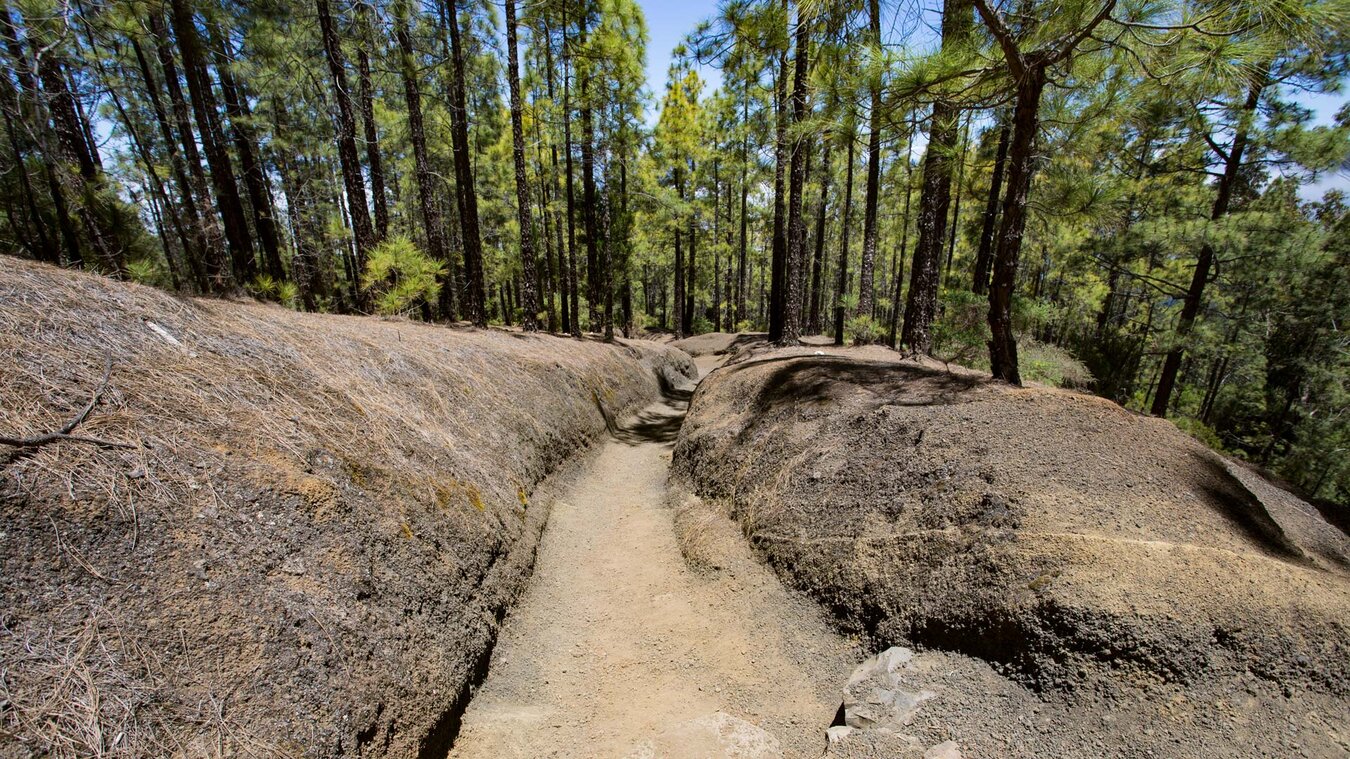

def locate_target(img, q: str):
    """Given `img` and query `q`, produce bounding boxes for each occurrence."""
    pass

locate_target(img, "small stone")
[826,725,854,745]
[924,741,962,759]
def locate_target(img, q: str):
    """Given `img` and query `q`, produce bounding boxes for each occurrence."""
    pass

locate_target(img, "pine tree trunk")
[444,0,487,325]
[685,199,696,336]
[987,70,1047,385]
[737,74,750,326]
[945,115,971,281]
[131,36,209,291]
[316,0,373,307]
[1150,78,1263,416]
[0,8,57,265]
[809,134,832,334]
[212,33,285,282]
[887,120,916,348]
[578,13,600,331]
[901,0,969,354]
[712,160,722,333]
[356,2,389,241]
[781,5,810,344]
[855,0,883,324]
[273,99,329,310]
[673,167,686,338]
[973,116,1010,295]
[505,0,539,329]
[769,0,789,341]
[150,12,225,290]
[394,2,453,319]
[544,20,568,333]
[834,127,855,345]
[170,0,253,286]
[37,49,123,276]
[562,15,580,336]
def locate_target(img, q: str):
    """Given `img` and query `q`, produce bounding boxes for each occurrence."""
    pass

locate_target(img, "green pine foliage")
[0,0,1344,507]
[363,235,445,316]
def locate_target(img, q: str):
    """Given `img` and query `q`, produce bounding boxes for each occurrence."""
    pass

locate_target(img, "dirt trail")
[449,356,859,758]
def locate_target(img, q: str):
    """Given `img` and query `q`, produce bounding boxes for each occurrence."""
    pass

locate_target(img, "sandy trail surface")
[449,357,858,758]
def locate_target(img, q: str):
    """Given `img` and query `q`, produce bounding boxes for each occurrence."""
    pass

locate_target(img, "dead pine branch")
[1,355,136,451]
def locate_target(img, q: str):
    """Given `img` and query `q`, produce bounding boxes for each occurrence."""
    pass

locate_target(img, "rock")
[826,725,854,744]
[842,647,935,731]
[628,711,782,758]
[924,740,962,759]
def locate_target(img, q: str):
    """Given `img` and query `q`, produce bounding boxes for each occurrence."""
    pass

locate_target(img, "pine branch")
[0,356,135,451]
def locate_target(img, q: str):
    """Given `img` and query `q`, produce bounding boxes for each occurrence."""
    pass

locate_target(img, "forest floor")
[449,354,867,758]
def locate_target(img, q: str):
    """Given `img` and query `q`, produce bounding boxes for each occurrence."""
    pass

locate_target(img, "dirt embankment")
[671,341,1350,757]
[0,259,694,757]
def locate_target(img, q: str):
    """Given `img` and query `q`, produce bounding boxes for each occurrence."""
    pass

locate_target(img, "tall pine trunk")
[855,0,883,324]
[504,0,539,329]
[444,0,487,325]
[578,13,599,331]
[37,47,123,276]
[781,4,811,343]
[673,167,686,338]
[356,2,389,241]
[131,36,209,290]
[211,33,285,282]
[562,8,580,336]
[1150,77,1263,416]
[316,0,373,307]
[973,116,1009,294]
[901,0,969,354]
[737,75,750,327]
[394,1,452,318]
[987,71,1047,385]
[834,125,855,345]
[768,0,789,341]
[170,0,253,286]
[150,12,225,290]
[809,133,832,334]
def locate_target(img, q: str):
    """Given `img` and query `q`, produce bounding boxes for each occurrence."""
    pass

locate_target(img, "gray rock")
[842,647,935,732]
[826,725,854,745]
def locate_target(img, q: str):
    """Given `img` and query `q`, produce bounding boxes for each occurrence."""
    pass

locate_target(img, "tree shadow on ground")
[593,365,694,446]
[742,356,987,417]
[1188,451,1318,567]
[611,403,688,445]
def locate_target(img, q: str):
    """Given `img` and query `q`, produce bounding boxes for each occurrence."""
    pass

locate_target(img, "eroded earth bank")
[0,259,694,756]
[670,336,1350,758]
[3,264,1347,759]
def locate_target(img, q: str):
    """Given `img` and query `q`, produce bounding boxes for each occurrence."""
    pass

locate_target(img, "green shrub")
[362,235,445,316]
[1172,416,1227,452]
[933,289,989,368]
[1018,337,1095,388]
[846,314,882,345]
[126,258,168,288]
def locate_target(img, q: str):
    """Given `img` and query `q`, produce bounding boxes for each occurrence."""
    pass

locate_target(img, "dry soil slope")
[0,259,694,758]
[672,343,1350,756]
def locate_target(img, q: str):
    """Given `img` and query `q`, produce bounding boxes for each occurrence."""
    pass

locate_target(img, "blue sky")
[641,0,724,109]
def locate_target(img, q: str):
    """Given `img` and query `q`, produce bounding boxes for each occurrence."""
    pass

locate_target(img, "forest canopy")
[1,0,1347,506]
